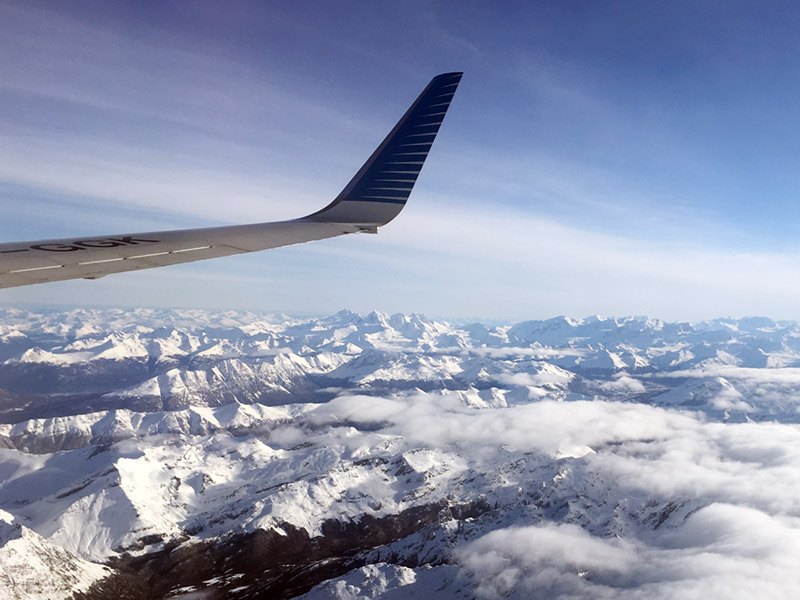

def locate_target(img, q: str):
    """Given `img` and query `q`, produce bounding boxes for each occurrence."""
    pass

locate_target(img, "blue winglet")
[306,72,462,227]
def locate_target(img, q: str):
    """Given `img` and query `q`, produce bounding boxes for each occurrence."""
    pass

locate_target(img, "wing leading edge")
[0,72,462,289]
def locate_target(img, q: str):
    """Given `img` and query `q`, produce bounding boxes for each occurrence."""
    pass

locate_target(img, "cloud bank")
[300,393,800,598]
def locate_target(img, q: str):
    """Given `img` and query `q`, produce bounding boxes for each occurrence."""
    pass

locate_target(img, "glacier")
[2,309,800,598]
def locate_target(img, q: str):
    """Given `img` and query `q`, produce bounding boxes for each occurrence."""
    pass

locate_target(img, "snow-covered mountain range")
[3,308,800,599]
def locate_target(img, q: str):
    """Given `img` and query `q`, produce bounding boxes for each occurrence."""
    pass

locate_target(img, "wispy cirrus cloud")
[5,2,800,321]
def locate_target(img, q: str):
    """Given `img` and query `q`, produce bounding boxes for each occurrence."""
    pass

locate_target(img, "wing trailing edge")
[0,72,462,289]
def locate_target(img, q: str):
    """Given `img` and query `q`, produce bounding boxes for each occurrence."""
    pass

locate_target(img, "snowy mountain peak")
[4,309,800,598]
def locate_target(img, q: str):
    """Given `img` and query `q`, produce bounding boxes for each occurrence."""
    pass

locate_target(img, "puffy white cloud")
[458,505,800,600]
[496,368,574,388]
[457,524,636,599]
[586,373,646,394]
[661,366,800,384]
[303,393,800,597]
[464,347,587,360]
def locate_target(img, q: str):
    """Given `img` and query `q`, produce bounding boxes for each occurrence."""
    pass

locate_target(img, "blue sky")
[3,0,800,320]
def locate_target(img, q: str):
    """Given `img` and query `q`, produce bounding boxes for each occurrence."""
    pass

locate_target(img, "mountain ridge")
[4,308,800,598]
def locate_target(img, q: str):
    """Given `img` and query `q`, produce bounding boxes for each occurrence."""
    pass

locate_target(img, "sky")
[3,1,800,321]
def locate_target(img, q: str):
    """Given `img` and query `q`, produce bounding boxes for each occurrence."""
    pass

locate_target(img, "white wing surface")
[0,72,462,289]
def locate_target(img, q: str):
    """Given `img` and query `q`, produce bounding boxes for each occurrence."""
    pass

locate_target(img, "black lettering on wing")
[28,237,161,252]
[30,243,83,252]
[106,237,160,245]
[74,240,125,248]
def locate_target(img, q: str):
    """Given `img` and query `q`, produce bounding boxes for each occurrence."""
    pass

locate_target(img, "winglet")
[304,72,462,227]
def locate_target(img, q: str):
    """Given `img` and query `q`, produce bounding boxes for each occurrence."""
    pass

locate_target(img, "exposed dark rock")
[72,499,490,600]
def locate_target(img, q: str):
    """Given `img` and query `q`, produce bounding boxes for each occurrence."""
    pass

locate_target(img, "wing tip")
[305,71,462,228]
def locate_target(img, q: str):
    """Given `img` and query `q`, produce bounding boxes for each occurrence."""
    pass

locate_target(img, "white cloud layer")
[303,394,800,598]
[458,505,800,600]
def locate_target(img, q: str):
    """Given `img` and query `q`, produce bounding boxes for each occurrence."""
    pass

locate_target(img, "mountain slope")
[3,309,800,598]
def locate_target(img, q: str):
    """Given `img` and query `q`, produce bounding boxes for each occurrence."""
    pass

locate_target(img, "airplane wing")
[0,72,462,289]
